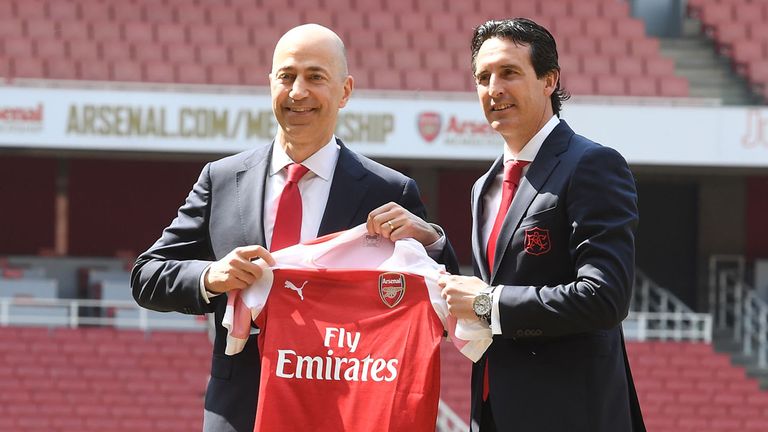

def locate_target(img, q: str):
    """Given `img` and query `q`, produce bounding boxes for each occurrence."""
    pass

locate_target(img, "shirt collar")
[503,115,560,164]
[270,135,340,181]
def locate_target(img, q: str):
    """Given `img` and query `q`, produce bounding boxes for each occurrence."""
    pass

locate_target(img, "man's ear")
[543,69,558,97]
[339,75,354,108]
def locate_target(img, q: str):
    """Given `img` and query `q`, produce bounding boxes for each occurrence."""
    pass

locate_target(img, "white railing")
[0,297,208,330]
[709,255,768,369]
[624,270,712,342]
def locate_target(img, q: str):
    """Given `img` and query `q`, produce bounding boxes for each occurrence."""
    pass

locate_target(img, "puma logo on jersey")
[284,280,308,300]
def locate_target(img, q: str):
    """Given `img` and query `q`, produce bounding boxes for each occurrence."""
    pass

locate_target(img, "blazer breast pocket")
[518,206,558,256]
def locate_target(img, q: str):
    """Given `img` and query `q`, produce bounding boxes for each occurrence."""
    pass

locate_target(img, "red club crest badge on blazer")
[378,272,406,308]
[417,112,442,142]
[524,227,551,256]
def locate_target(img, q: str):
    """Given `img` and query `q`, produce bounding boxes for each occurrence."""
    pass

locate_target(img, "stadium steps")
[713,327,768,390]
[660,15,761,105]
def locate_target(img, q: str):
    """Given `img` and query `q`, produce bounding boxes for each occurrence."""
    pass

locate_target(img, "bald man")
[132,24,458,432]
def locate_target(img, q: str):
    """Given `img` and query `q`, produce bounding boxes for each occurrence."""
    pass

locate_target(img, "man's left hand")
[366,202,440,246]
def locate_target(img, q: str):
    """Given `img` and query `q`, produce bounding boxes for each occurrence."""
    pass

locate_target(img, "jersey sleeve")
[387,239,493,363]
[221,263,274,355]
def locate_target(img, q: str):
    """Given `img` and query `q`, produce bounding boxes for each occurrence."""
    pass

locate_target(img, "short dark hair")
[471,18,570,116]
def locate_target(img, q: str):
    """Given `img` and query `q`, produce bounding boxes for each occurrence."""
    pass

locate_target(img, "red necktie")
[270,163,310,251]
[483,159,528,401]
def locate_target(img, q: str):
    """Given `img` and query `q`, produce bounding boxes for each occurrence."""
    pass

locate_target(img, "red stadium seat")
[585,19,613,39]
[569,0,601,19]
[142,2,175,24]
[240,63,269,86]
[614,17,646,38]
[271,13,304,32]
[230,44,263,67]
[370,69,402,90]
[156,22,187,44]
[80,60,110,81]
[111,60,143,81]
[748,59,768,85]
[659,75,689,97]
[562,74,594,95]
[176,62,208,84]
[13,0,46,19]
[630,38,660,57]
[344,28,377,50]
[397,13,428,32]
[100,41,132,62]
[598,37,629,56]
[424,50,455,70]
[731,39,764,74]
[582,56,612,76]
[410,30,441,49]
[0,18,24,39]
[595,75,626,96]
[59,20,90,41]
[198,43,230,65]
[188,24,219,45]
[12,57,46,78]
[79,0,111,21]
[301,10,334,28]
[36,38,67,58]
[174,6,207,26]
[91,21,123,42]
[391,50,422,69]
[504,0,539,17]
[627,76,658,97]
[559,53,581,75]
[414,0,445,14]
[144,60,175,83]
[209,63,241,85]
[378,31,410,51]
[601,0,631,18]
[355,0,385,13]
[714,21,749,55]
[435,70,473,92]
[209,7,241,26]
[539,2,569,20]
[402,69,435,91]
[132,41,164,62]
[734,2,766,26]
[24,18,57,39]
[3,37,34,57]
[110,2,143,22]
[645,56,675,77]
[68,40,100,61]
[749,21,768,42]
[614,57,645,77]
[123,21,155,43]
[48,1,79,20]
[553,17,584,39]
[165,42,196,63]
[429,12,460,33]
[365,11,396,32]
[567,38,597,56]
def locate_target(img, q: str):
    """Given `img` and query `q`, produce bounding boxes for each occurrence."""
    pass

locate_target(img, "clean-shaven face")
[474,37,555,150]
[270,26,352,149]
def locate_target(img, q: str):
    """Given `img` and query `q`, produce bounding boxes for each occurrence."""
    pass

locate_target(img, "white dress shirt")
[201,135,445,302]
[483,115,560,334]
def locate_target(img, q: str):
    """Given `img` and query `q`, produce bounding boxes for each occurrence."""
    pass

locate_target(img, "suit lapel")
[236,145,272,247]
[472,156,504,282]
[490,122,573,280]
[318,139,369,236]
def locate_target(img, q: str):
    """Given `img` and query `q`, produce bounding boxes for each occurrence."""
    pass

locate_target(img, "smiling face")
[270,25,353,156]
[473,37,556,153]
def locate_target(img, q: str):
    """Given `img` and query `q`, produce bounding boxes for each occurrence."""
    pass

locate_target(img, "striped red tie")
[483,159,528,401]
[270,163,309,251]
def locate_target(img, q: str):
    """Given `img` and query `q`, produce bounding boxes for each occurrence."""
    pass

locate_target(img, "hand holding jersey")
[222,224,491,431]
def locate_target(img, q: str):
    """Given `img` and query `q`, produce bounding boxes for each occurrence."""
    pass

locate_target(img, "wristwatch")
[472,285,495,325]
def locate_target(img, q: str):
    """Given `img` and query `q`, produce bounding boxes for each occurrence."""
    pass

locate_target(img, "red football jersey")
[223,225,491,431]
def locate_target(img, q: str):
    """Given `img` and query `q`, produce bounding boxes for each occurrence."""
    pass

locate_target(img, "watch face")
[473,294,492,316]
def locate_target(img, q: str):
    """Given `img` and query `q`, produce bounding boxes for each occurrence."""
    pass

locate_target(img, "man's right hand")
[204,246,276,294]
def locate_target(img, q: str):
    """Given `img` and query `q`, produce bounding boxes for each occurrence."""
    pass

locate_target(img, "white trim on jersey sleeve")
[222,262,274,355]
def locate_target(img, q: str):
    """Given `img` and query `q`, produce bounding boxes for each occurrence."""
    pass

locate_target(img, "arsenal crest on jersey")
[378,272,406,308]
[524,227,551,256]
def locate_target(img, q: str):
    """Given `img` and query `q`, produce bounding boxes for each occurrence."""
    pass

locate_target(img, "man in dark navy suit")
[439,18,645,432]
[132,24,456,432]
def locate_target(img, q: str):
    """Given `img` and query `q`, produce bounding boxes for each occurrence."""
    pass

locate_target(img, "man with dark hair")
[132,24,457,432]
[440,18,645,431]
